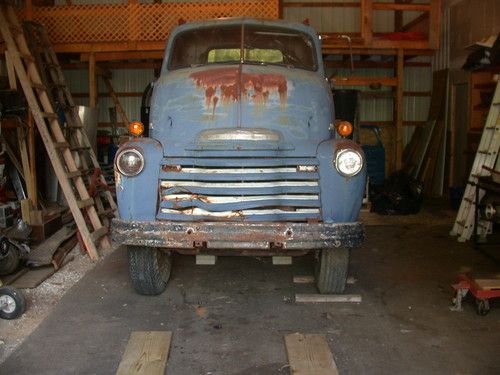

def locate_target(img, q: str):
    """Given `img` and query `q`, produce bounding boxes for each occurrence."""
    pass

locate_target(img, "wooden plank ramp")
[285,333,339,375]
[116,331,172,375]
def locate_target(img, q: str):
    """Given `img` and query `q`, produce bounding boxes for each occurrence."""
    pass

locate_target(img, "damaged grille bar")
[161,157,318,167]
[161,197,319,211]
[159,171,319,181]
[158,157,321,221]
[157,208,320,221]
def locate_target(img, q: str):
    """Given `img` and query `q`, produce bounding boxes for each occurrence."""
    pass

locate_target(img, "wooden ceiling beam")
[61,61,162,70]
[323,47,433,56]
[324,60,430,69]
[282,2,360,8]
[80,50,164,62]
[330,76,398,87]
[373,2,431,11]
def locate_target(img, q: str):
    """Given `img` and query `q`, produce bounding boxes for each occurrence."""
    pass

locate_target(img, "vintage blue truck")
[112,18,366,295]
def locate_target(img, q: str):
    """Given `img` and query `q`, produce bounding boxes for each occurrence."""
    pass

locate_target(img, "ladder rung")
[66,169,91,178]
[463,197,474,204]
[477,151,489,155]
[9,24,23,34]
[97,207,115,217]
[71,146,91,152]
[19,52,35,62]
[55,142,70,149]
[77,198,95,209]
[55,142,89,151]
[456,221,465,227]
[65,124,84,129]
[41,112,58,120]
[90,226,108,242]
[31,82,46,91]
[44,62,59,69]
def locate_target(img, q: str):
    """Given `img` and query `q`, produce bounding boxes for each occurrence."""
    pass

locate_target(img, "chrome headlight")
[335,149,363,177]
[115,148,144,177]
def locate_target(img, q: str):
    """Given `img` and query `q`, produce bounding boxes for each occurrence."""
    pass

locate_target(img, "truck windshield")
[168,24,317,71]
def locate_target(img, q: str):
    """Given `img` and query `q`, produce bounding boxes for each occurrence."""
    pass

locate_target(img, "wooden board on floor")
[116,331,172,375]
[27,226,76,266]
[293,276,357,285]
[295,294,362,303]
[10,257,74,289]
[293,275,315,284]
[284,333,339,375]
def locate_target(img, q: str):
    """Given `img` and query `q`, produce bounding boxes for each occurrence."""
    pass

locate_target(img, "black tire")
[0,247,20,276]
[475,299,490,316]
[128,246,172,295]
[0,286,26,320]
[315,248,349,294]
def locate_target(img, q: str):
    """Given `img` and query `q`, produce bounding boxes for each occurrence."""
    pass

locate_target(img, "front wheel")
[315,248,349,294]
[128,246,172,295]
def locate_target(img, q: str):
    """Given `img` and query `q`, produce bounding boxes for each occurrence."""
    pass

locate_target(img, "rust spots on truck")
[190,68,288,113]
[162,164,182,172]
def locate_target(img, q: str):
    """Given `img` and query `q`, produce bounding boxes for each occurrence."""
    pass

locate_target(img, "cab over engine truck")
[112,18,366,295]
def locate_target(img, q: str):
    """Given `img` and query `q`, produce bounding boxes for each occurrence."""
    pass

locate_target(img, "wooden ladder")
[0,5,116,259]
[451,79,500,242]
[101,75,130,127]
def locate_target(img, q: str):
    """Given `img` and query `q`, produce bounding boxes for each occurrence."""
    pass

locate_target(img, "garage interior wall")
[58,1,434,145]
[446,0,500,69]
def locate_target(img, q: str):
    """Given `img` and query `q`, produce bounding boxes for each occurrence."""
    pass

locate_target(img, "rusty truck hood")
[150,64,333,157]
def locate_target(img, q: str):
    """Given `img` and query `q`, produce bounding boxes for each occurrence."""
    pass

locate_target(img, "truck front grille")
[157,157,321,222]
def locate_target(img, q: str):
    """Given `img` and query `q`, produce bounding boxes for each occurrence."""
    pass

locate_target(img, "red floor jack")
[451,274,500,315]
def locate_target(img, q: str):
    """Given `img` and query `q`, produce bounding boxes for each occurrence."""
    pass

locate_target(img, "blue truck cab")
[112,18,366,295]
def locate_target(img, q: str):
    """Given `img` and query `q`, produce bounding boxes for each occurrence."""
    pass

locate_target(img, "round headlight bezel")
[115,147,145,177]
[334,148,363,177]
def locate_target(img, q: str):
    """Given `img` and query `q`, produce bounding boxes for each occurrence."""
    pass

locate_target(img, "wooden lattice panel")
[30,1,279,45]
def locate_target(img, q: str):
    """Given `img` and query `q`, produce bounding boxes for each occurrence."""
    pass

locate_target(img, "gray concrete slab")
[1,225,499,375]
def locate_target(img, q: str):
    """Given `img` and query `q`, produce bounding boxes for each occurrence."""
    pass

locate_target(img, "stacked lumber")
[403,69,448,196]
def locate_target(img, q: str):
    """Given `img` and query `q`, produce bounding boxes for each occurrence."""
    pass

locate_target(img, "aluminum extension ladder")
[451,78,500,242]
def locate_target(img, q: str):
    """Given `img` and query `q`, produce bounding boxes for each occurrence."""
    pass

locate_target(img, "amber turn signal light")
[128,121,144,137]
[336,120,353,137]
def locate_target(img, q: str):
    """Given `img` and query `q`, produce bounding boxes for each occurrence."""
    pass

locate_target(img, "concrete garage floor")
[1,223,499,374]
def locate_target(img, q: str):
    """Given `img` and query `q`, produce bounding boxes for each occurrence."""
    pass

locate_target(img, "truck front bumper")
[111,219,364,253]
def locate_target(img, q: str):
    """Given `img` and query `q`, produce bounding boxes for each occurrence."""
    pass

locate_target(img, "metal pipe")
[338,35,354,73]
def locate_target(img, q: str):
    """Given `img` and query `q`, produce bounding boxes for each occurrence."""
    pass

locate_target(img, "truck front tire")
[315,248,349,294]
[128,246,172,295]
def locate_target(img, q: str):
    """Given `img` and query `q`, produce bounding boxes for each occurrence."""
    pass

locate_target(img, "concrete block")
[272,256,292,265]
[196,255,217,265]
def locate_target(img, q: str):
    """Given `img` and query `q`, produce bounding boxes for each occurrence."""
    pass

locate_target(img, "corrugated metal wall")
[65,69,155,126]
